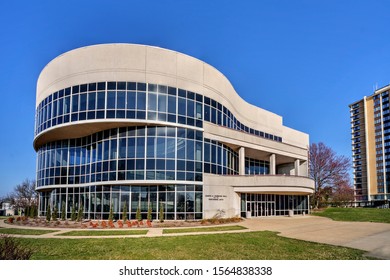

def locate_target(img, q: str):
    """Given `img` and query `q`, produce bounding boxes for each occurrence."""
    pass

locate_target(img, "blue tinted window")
[64,96,70,114]
[158,94,167,112]
[71,95,78,112]
[156,138,165,158]
[117,91,126,109]
[137,92,146,110]
[97,91,105,109]
[80,84,88,93]
[88,92,96,110]
[196,103,202,119]
[178,98,186,115]
[127,138,135,158]
[127,91,136,109]
[136,138,145,157]
[187,140,194,160]
[52,100,58,117]
[110,139,117,159]
[58,99,63,115]
[147,137,155,158]
[187,100,194,118]
[79,94,87,111]
[117,82,126,90]
[127,82,136,90]
[107,91,116,109]
[166,138,175,158]
[177,138,185,159]
[148,93,157,111]
[168,96,176,114]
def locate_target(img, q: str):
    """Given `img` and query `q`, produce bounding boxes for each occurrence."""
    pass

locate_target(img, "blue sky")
[1,0,390,196]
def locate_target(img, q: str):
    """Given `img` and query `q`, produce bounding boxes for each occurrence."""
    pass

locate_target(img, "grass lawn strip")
[56,229,148,236]
[312,207,390,223]
[163,225,246,234]
[0,227,58,235]
[17,231,373,260]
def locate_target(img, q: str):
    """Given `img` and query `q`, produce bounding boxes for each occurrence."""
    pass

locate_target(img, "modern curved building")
[34,44,314,220]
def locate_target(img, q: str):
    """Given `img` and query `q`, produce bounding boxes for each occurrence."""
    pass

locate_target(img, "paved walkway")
[241,216,390,260]
[2,216,390,259]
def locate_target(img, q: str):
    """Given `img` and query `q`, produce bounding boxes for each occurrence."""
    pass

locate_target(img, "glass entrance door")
[266,202,275,216]
[247,201,276,217]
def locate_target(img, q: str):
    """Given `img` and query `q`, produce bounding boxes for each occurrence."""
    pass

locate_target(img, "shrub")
[147,205,152,222]
[77,204,84,222]
[71,204,77,221]
[61,203,66,221]
[46,206,51,222]
[29,205,35,218]
[52,205,58,221]
[159,202,164,223]
[108,203,114,222]
[7,217,14,224]
[136,207,142,222]
[25,207,30,218]
[122,201,127,222]
[0,235,33,260]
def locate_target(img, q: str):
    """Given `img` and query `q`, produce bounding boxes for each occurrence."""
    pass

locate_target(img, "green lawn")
[163,225,246,234]
[56,229,148,236]
[17,231,373,260]
[0,227,58,235]
[312,207,390,223]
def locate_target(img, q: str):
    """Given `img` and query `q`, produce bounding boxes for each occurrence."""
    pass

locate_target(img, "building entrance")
[248,201,276,217]
[241,193,309,217]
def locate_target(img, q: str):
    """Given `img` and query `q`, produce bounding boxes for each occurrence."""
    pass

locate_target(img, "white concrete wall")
[203,184,241,219]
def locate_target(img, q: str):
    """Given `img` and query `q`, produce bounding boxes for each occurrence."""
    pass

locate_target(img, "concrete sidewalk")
[241,216,390,260]
[2,216,390,259]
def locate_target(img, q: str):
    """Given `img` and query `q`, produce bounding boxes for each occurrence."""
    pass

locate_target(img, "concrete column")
[295,159,300,176]
[239,147,245,175]
[270,154,276,175]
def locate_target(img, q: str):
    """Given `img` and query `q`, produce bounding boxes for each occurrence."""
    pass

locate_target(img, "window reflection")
[36,81,282,142]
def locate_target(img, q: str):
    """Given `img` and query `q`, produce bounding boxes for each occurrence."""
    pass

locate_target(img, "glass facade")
[36,126,204,187]
[35,79,308,219]
[35,82,283,142]
[39,185,202,220]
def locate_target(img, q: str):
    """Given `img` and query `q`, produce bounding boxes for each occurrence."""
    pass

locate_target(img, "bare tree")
[309,142,351,208]
[7,179,38,210]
